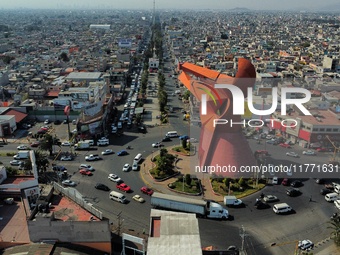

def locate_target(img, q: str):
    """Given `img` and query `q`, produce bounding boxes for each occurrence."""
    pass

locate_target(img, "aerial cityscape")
[0,3,340,255]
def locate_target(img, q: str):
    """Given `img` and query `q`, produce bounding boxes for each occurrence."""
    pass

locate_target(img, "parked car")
[117,150,128,156]
[320,188,333,195]
[95,183,110,191]
[302,150,316,155]
[60,156,73,161]
[102,149,114,155]
[286,188,301,197]
[62,180,76,187]
[132,195,145,203]
[79,169,93,176]
[316,147,330,152]
[108,174,123,183]
[116,183,131,192]
[298,240,314,251]
[282,178,290,186]
[272,177,278,185]
[122,164,130,172]
[279,143,291,148]
[263,195,279,203]
[291,180,303,187]
[140,186,154,195]
[52,165,67,171]
[286,152,299,158]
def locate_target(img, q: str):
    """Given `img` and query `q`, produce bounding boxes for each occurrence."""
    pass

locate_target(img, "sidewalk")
[139,145,224,202]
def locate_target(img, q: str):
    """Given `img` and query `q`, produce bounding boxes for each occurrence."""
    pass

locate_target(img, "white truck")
[151,192,229,219]
[224,196,243,207]
[13,150,30,160]
[74,141,90,150]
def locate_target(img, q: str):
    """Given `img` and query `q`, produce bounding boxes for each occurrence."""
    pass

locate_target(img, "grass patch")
[0,152,16,157]
[211,179,265,198]
[169,179,201,194]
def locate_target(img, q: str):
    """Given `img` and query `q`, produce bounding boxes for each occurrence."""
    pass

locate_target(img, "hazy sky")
[1,0,339,11]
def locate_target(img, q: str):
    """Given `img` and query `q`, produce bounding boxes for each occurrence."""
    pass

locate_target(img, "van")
[84,140,94,146]
[166,131,179,138]
[325,192,339,202]
[335,185,340,194]
[273,203,292,214]
[134,153,143,164]
[109,191,127,204]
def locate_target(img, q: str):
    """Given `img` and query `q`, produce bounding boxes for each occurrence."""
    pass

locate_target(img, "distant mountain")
[313,3,340,12]
[228,7,251,12]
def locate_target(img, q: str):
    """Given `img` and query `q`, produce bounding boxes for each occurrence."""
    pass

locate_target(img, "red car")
[282,178,290,186]
[316,147,330,152]
[256,150,269,156]
[117,183,131,192]
[79,169,93,176]
[30,141,40,147]
[279,143,291,148]
[141,186,154,195]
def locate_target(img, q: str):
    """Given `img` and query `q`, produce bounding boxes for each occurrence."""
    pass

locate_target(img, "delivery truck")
[224,196,243,207]
[151,192,228,219]
[74,141,90,150]
[13,150,30,160]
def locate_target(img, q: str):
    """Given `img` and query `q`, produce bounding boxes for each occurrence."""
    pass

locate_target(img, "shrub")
[169,183,175,189]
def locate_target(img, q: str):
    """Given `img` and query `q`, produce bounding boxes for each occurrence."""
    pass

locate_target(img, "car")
[162,137,172,142]
[316,147,330,152]
[302,150,316,155]
[266,139,277,145]
[108,173,123,183]
[187,138,198,143]
[62,180,76,187]
[63,119,68,124]
[79,169,93,176]
[152,142,163,148]
[263,195,279,203]
[281,178,290,186]
[95,183,110,191]
[85,154,101,161]
[286,188,301,197]
[122,164,130,172]
[298,240,314,251]
[254,199,270,209]
[79,164,94,171]
[315,178,325,184]
[140,186,154,195]
[52,165,67,171]
[320,188,333,195]
[111,126,118,134]
[335,200,340,210]
[72,128,77,134]
[116,183,131,192]
[10,160,23,166]
[17,145,29,150]
[60,155,73,161]
[117,150,128,156]
[132,162,138,171]
[30,141,40,147]
[179,135,190,140]
[291,180,303,187]
[138,126,146,133]
[44,119,50,124]
[132,195,145,203]
[272,177,278,185]
[61,141,71,146]
[279,143,291,148]
[256,150,269,156]
[286,152,299,158]
[102,149,114,155]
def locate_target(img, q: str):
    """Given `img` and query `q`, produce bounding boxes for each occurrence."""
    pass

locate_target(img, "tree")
[40,134,60,156]
[238,177,246,187]
[328,216,340,246]
[60,52,69,62]
[182,139,187,149]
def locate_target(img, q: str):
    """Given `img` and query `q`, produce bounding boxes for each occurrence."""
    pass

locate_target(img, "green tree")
[182,139,187,149]
[238,177,246,187]
[60,52,69,62]
[40,134,60,156]
[183,90,191,100]
[328,217,340,246]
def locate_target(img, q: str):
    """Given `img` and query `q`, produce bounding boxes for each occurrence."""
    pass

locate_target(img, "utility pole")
[239,225,247,254]
[117,211,123,236]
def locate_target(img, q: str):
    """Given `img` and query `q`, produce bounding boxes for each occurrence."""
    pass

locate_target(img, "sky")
[1,0,340,11]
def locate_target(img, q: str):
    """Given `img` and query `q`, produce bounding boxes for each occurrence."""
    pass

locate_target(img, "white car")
[335,200,340,210]
[60,156,73,161]
[152,142,163,148]
[132,195,145,203]
[263,195,279,203]
[132,162,138,171]
[17,144,29,150]
[303,150,316,156]
[298,240,314,250]
[72,128,77,134]
[85,154,101,161]
[79,164,94,171]
[102,149,114,155]
[272,177,278,185]
[10,160,23,166]
[108,173,122,183]
[122,164,130,172]
[62,180,77,187]
[44,119,50,124]
[286,152,299,158]
[61,141,71,146]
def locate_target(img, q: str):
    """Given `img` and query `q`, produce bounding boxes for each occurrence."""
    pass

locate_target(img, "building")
[89,24,110,30]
